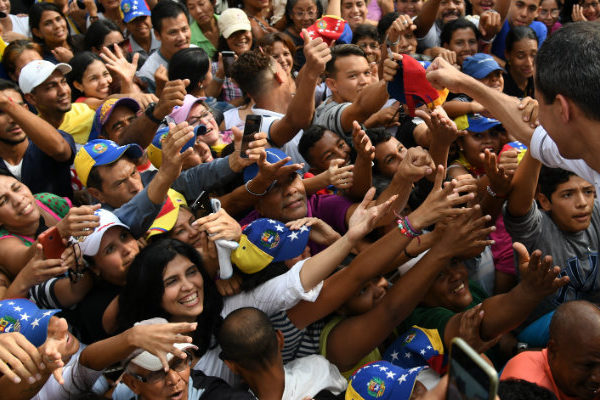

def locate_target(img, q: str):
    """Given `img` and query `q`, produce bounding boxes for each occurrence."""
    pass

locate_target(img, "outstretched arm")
[426,58,537,145]
[506,150,542,217]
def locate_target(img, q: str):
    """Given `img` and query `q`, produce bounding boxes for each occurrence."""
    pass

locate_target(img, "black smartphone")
[222,51,235,78]
[190,191,214,217]
[241,115,262,158]
[446,338,499,400]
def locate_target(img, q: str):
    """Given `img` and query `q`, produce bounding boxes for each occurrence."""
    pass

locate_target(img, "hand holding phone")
[38,227,67,260]
[446,338,498,400]
[190,191,214,217]
[241,115,262,159]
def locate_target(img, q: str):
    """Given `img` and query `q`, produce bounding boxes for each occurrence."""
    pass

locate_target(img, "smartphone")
[190,191,214,217]
[222,51,235,78]
[38,226,66,260]
[446,338,499,400]
[240,115,262,158]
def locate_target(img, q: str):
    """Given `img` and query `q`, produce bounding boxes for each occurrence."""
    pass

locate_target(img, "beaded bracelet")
[397,216,423,239]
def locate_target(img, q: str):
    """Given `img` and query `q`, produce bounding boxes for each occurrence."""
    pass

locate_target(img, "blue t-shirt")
[491,20,547,60]
[0,130,76,199]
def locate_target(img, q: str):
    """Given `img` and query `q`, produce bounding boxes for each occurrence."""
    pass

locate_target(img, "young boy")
[504,150,600,325]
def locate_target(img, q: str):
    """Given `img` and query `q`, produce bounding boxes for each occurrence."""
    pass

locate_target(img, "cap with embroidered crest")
[0,299,60,347]
[121,0,151,23]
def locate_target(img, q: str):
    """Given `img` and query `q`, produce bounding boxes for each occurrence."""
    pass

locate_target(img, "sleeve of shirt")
[172,157,236,202]
[529,126,598,185]
[58,129,76,164]
[112,187,163,238]
[402,306,456,341]
[502,202,543,252]
[223,259,323,316]
[29,277,63,309]
[32,349,103,400]
[314,102,351,136]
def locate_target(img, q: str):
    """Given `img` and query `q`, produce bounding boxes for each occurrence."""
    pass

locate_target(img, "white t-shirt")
[529,125,600,193]
[9,14,29,37]
[5,158,22,181]
[223,107,246,131]
[252,107,310,172]
[281,355,347,400]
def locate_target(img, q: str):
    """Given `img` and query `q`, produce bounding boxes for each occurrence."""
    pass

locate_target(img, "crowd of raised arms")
[0,0,598,398]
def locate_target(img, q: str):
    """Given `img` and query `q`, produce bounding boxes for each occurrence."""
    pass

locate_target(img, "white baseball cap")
[126,318,198,372]
[217,8,251,39]
[18,60,72,94]
[79,208,129,256]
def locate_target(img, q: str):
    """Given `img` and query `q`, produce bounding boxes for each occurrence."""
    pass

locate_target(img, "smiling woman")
[29,3,76,64]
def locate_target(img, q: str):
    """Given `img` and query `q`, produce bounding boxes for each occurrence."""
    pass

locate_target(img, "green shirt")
[190,16,218,59]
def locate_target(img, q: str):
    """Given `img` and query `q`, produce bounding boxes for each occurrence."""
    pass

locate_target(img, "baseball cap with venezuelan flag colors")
[74,139,143,187]
[302,15,353,45]
[89,97,141,141]
[146,189,187,239]
[231,218,310,274]
[454,113,501,133]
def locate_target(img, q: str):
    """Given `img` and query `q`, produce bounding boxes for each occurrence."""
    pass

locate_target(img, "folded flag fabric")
[500,141,527,163]
[387,54,448,116]
[302,15,353,45]
[383,325,446,375]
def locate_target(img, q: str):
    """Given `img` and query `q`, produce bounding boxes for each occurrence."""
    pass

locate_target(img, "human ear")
[537,192,552,212]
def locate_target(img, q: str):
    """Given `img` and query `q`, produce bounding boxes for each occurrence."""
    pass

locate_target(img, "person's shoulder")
[501,350,549,382]
[191,370,253,399]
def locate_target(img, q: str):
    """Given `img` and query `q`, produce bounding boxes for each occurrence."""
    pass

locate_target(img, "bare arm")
[413,0,441,37]
[506,150,542,217]
[269,31,331,147]
[443,243,569,346]
[5,97,72,162]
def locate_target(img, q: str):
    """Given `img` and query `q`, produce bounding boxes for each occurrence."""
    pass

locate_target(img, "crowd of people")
[0,0,598,397]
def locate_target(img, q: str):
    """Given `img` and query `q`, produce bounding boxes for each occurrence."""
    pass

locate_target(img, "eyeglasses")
[107,38,130,54]
[130,353,192,384]
[538,8,560,16]
[358,41,380,50]
[187,111,212,128]
[581,1,599,8]
[292,8,317,18]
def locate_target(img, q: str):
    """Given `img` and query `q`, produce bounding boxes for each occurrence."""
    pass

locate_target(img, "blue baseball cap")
[243,148,293,183]
[121,0,151,23]
[462,53,504,80]
[454,113,502,133]
[89,97,141,141]
[346,361,427,400]
[0,299,60,347]
[74,139,144,186]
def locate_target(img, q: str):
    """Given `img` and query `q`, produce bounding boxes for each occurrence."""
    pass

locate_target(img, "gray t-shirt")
[313,98,350,137]
[503,200,600,322]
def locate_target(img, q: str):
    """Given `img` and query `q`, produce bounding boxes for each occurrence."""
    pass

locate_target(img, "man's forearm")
[118,114,159,148]
[414,0,441,37]
[342,81,389,132]
[460,78,535,145]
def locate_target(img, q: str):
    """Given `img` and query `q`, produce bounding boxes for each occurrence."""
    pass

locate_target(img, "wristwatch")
[144,102,162,124]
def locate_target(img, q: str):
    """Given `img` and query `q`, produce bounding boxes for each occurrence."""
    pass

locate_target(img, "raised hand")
[286,217,341,246]
[479,10,502,40]
[408,165,475,231]
[458,304,502,353]
[352,121,375,159]
[153,79,189,121]
[16,244,68,288]
[514,242,570,299]
[433,206,495,258]
[346,187,397,243]
[228,128,269,172]
[394,146,435,183]
[55,204,100,239]
[0,332,44,384]
[328,159,354,190]
[192,208,242,242]
[128,321,197,372]
[302,28,332,79]
[481,149,514,198]
[416,105,463,145]
[160,122,195,181]
[100,44,139,86]
[39,317,70,385]
[426,57,471,93]
[518,96,540,128]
